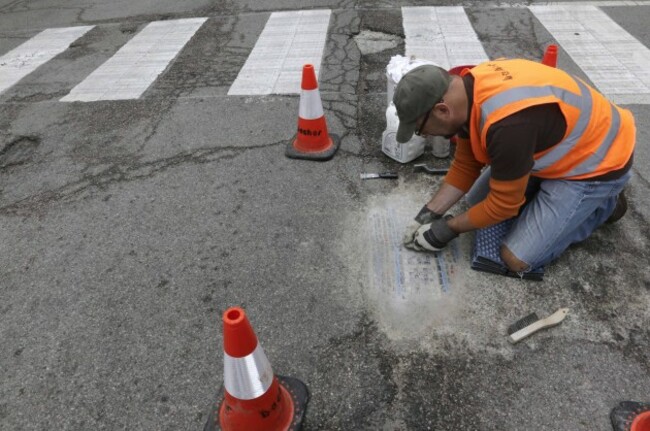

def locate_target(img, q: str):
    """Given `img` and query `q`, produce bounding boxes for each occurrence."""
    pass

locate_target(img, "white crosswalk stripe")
[402,6,489,70]
[1,5,649,102]
[0,26,94,96]
[61,18,206,102]
[526,1,650,6]
[227,10,331,96]
[530,5,650,104]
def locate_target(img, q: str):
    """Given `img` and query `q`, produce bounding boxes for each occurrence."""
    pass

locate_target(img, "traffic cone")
[448,64,475,76]
[204,307,309,431]
[541,44,558,67]
[285,64,340,161]
[611,401,650,431]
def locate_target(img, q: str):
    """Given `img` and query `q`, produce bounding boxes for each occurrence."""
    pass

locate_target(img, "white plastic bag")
[382,55,442,163]
[385,55,441,106]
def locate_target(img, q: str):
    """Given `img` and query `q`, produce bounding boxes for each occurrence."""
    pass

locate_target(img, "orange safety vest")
[466,59,635,180]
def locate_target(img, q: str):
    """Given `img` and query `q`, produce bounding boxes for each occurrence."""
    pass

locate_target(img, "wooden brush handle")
[509,308,569,343]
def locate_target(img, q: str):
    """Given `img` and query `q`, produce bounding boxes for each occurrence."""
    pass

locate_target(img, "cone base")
[286,134,340,161]
[611,401,650,431]
[204,375,310,431]
[277,375,309,430]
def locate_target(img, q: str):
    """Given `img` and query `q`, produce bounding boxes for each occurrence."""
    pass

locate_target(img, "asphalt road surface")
[1,1,649,430]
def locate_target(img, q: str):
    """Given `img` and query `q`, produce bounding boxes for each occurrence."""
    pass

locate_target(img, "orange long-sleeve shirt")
[445,137,529,228]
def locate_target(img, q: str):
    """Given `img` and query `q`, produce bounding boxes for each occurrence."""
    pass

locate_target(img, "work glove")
[403,205,442,248]
[411,216,458,252]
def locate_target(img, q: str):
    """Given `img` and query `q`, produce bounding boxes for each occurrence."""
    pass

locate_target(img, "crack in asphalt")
[0,141,285,216]
[0,0,29,13]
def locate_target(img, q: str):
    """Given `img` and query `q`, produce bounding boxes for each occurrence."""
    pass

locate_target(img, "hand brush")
[507,308,569,343]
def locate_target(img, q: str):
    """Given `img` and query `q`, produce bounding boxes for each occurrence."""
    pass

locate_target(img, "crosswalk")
[61,18,207,102]
[1,3,649,104]
[402,6,489,71]
[0,26,94,95]
[227,10,331,95]
[530,4,650,104]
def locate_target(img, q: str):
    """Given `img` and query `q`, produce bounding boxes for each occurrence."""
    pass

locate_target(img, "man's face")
[415,103,462,139]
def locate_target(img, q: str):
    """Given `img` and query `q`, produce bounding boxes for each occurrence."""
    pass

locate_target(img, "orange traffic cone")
[541,44,558,68]
[611,401,650,431]
[204,307,309,431]
[448,64,475,76]
[285,64,340,161]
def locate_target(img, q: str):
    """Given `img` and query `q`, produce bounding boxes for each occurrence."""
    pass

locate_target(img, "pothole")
[119,24,138,34]
[354,30,401,55]
[0,136,40,168]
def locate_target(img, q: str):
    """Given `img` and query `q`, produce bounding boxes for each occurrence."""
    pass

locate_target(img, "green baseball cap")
[392,65,452,143]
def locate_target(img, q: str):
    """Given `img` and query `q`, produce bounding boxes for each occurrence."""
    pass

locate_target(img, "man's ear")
[433,102,450,118]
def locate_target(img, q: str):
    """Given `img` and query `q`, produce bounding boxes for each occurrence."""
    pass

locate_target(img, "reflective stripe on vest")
[479,76,621,177]
[565,102,621,177]
[223,343,274,400]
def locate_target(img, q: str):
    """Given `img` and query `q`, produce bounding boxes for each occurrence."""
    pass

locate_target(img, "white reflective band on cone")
[223,343,274,400]
[298,88,324,120]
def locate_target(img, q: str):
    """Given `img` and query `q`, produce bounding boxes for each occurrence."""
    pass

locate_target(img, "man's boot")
[606,190,628,224]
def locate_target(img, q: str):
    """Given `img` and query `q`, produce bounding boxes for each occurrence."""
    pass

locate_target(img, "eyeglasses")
[414,98,443,137]
[414,109,432,137]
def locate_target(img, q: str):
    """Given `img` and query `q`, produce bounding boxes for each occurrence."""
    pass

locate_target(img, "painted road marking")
[475,1,650,6]
[520,1,650,6]
[530,5,650,104]
[364,195,464,339]
[228,10,331,96]
[402,6,489,70]
[0,26,94,96]
[61,18,207,102]
[368,204,459,302]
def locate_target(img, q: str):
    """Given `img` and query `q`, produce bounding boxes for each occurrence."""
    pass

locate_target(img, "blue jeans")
[466,168,631,269]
